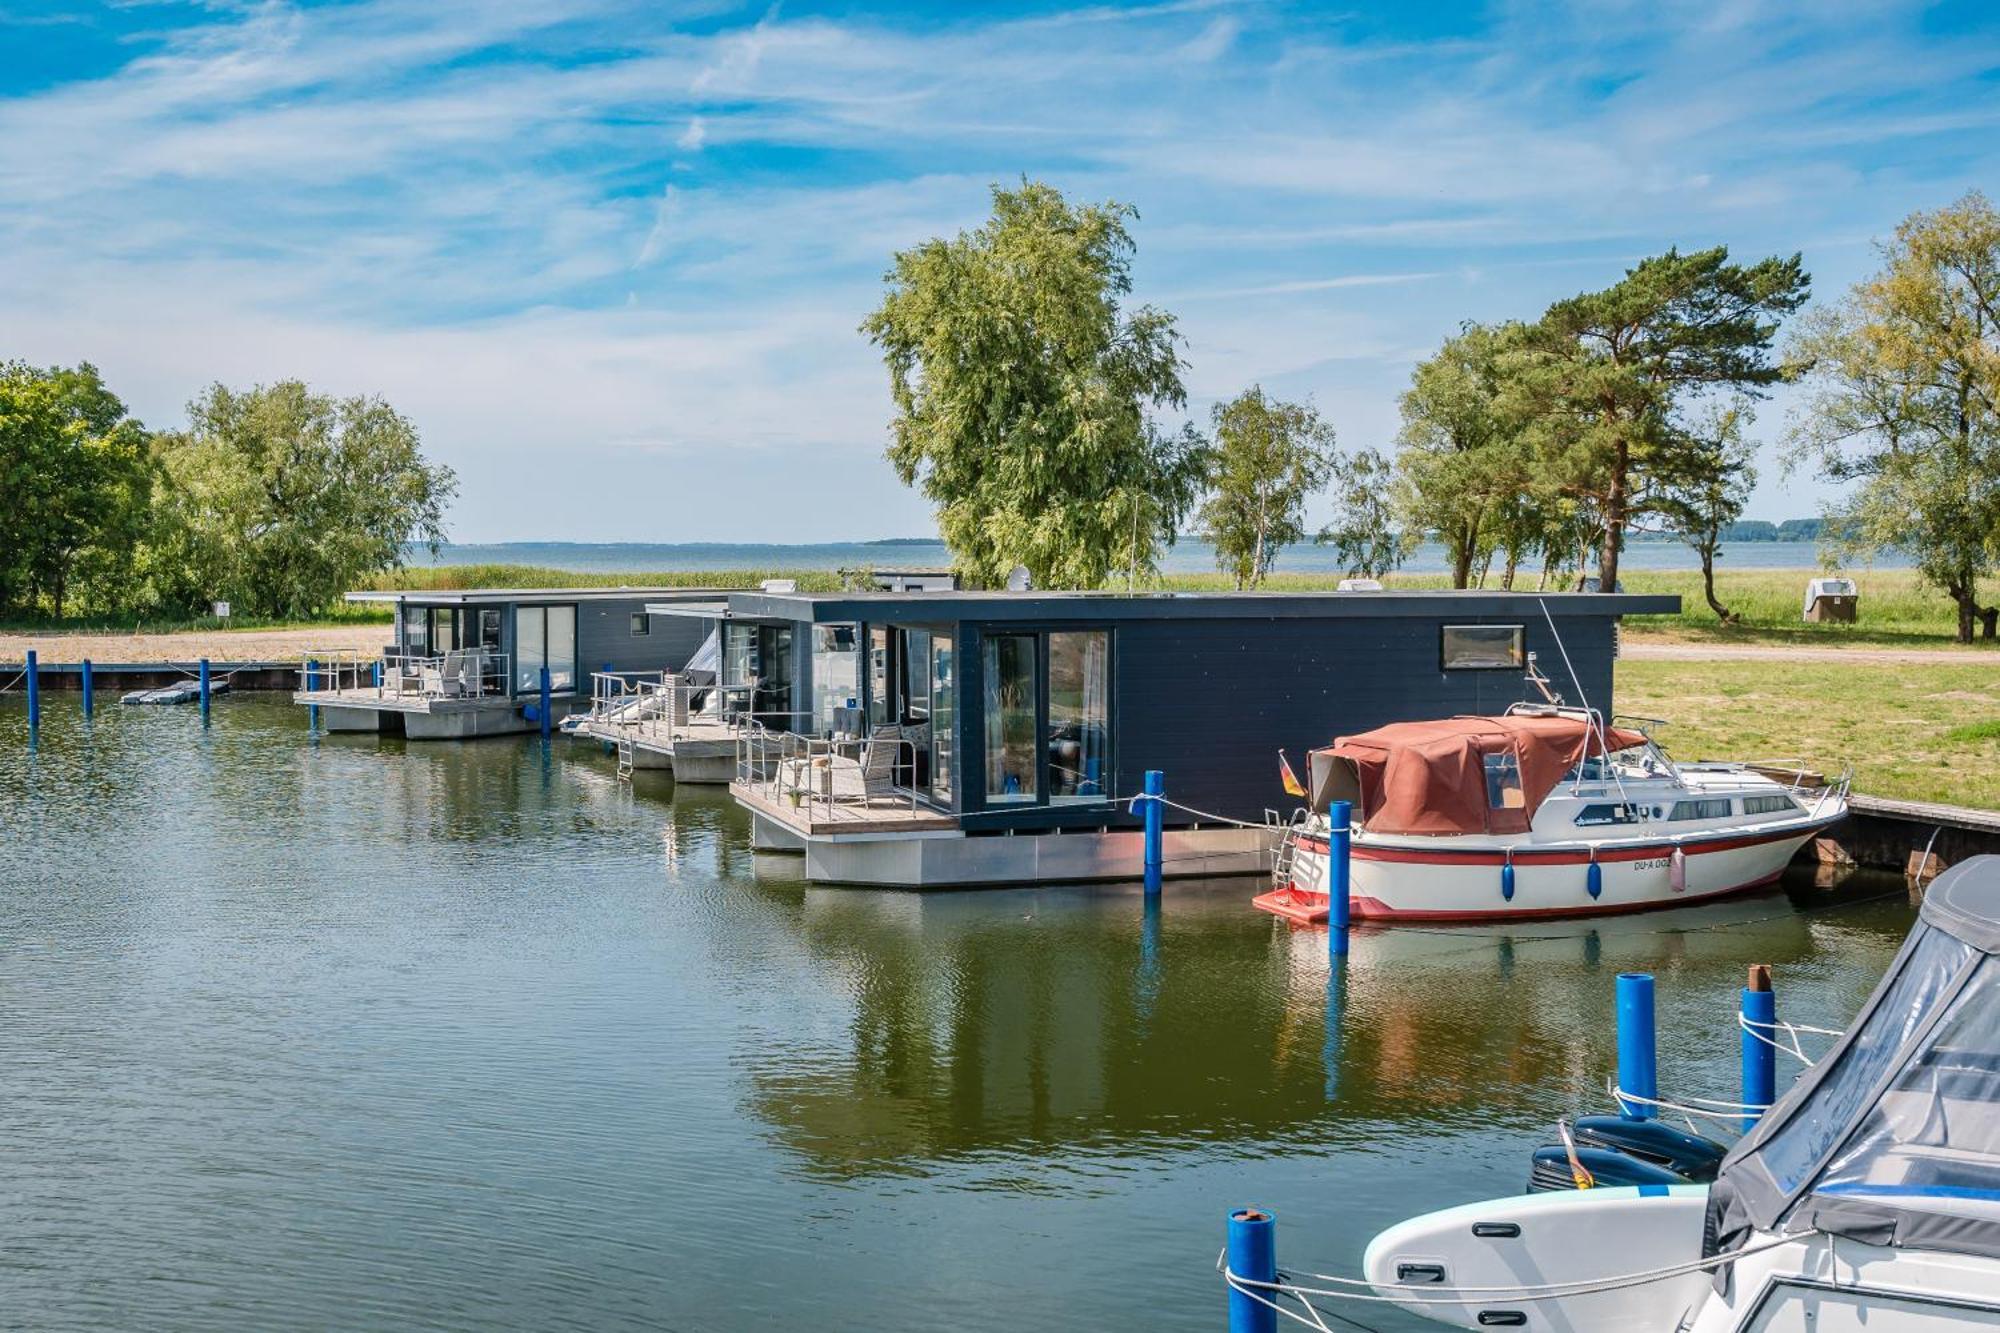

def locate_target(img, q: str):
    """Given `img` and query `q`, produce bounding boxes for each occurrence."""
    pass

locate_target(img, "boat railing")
[734,721,922,821]
[297,650,511,701]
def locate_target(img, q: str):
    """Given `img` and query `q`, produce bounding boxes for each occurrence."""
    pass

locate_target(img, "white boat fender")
[1670,844,1687,893]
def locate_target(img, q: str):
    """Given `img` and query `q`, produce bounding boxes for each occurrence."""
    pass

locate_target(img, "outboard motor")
[1528,1115,1727,1193]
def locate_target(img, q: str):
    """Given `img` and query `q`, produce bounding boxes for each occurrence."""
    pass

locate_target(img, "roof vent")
[759,578,797,594]
[1337,578,1384,592]
[1005,565,1033,593]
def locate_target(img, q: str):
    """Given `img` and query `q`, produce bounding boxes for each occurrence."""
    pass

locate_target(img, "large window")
[931,636,955,804]
[1442,624,1525,670]
[515,605,577,693]
[867,626,891,727]
[983,634,1038,803]
[1048,631,1108,799]
[811,624,860,735]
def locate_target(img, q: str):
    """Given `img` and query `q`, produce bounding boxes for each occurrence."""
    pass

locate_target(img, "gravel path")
[0,625,385,664]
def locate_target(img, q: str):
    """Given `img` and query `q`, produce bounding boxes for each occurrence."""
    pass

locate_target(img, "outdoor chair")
[780,724,907,810]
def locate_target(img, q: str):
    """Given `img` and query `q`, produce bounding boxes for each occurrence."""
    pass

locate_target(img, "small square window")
[1484,751,1524,810]
[630,613,650,636]
[1442,625,1525,670]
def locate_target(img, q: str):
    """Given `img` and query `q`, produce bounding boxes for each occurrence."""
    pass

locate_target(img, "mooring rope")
[1738,1012,1842,1067]
[1604,1079,1765,1126]
[1217,1228,1804,1314]
[1131,791,1288,832]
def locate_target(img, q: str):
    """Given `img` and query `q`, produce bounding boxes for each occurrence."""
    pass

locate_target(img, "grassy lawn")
[0,602,392,634]
[1617,657,2000,808]
[363,564,848,593]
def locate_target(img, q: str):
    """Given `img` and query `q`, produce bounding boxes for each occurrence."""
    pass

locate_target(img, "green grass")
[1617,657,2000,808]
[0,602,393,634]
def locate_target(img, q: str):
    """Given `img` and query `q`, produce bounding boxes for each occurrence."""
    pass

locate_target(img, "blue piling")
[307,658,320,732]
[26,649,40,730]
[1741,965,1777,1132]
[1142,769,1164,896]
[539,666,552,739]
[372,660,382,689]
[1226,1207,1278,1333]
[1616,972,1657,1121]
[1327,798,1352,957]
[199,658,212,720]
[81,658,94,719]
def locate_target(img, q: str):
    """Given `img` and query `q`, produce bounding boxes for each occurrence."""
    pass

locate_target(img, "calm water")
[0,695,1914,1331]
[420,539,1911,576]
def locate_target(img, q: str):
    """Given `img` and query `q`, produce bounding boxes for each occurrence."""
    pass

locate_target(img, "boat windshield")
[1566,742,1666,784]
[1814,953,2000,1220]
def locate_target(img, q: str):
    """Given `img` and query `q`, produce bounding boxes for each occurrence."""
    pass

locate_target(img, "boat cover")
[1707,856,2000,1266]
[1309,714,1647,836]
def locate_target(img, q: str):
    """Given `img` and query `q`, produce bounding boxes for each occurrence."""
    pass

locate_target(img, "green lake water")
[0,695,1915,1331]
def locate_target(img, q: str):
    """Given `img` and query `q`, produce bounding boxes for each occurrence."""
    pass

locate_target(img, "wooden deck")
[730,780,960,837]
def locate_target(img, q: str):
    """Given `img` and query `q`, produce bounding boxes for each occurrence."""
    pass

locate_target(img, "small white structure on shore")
[1803,576,1858,623]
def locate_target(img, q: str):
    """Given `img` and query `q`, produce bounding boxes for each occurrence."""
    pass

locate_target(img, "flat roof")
[346,587,734,606]
[719,589,1680,624]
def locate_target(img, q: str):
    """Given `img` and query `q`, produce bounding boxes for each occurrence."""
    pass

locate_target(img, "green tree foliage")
[1198,386,1338,588]
[1503,247,1809,592]
[149,381,456,618]
[1651,406,1756,623]
[862,181,1192,588]
[1316,448,1411,579]
[1791,192,2000,643]
[1392,322,1525,587]
[1106,422,1211,590]
[0,361,154,617]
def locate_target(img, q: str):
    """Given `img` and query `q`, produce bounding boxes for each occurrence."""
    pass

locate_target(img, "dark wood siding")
[957,612,1617,832]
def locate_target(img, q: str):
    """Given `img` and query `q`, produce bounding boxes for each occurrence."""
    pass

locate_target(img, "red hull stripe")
[1342,871,1784,923]
[1293,819,1832,867]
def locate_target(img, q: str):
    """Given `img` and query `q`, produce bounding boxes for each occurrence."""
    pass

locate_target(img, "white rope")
[1738,1013,1839,1067]
[1606,1079,1763,1123]
[1219,1229,1804,1308]
[1131,792,1286,832]
[0,667,27,694]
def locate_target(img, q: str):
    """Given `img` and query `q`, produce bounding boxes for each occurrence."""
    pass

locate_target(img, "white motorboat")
[1330,856,2000,1331]
[1257,704,1848,926]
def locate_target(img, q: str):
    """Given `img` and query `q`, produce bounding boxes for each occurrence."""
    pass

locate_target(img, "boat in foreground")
[1352,855,2000,1330]
[1258,704,1848,925]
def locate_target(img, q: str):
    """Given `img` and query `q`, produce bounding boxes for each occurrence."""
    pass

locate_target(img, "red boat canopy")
[1308,713,1649,836]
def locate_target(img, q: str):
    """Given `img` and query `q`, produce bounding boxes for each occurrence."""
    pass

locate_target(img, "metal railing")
[297,650,512,701]
[733,721,922,823]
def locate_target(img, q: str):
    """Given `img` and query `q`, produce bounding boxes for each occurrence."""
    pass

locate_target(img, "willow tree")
[861,181,1195,588]
[1198,386,1339,589]
[1791,192,2000,643]
[1392,321,1524,588]
[1504,247,1809,592]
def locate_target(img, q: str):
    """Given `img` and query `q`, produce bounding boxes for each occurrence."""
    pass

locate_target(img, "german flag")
[1279,750,1306,799]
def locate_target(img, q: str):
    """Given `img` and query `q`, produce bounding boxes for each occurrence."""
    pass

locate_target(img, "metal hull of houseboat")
[1277,817,1838,924]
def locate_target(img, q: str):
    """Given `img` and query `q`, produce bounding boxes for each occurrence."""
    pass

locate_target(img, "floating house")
[294,588,726,739]
[713,588,1676,886]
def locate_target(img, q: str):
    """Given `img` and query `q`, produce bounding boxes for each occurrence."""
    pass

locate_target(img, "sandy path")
[1621,638,1992,665]
[0,624,385,664]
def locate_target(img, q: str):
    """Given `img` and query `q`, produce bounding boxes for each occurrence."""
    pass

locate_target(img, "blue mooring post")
[1227,1207,1277,1333]
[199,658,212,720]
[539,666,552,740]
[1616,972,1658,1121]
[1741,964,1777,1132]
[26,648,40,731]
[81,658,93,719]
[307,658,319,732]
[1142,769,1164,896]
[1327,798,1352,957]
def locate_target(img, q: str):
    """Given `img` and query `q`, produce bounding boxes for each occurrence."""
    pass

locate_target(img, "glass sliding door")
[931,635,954,805]
[1048,631,1109,799]
[515,607,545,693]
[546,605,576,691]
[983,633,1038,803]
[811,624,860,735]
[867,626,891,727]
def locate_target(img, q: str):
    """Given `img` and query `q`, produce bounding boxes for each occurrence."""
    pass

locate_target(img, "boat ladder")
[1267,807,1310,887]
[616,733,635,781]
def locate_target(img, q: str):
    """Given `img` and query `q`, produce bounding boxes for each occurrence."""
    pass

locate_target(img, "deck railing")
[298,650,511,701]
[733,721,922,823]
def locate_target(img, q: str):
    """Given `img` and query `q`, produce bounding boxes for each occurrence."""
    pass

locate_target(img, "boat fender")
[1586,855,1603,900]
[1570,1114,1726,1182]
[1501,852,1515,902]
[1669,844,1687,893]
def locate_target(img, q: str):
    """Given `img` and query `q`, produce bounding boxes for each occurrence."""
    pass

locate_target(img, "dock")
[1827,793,2000,879]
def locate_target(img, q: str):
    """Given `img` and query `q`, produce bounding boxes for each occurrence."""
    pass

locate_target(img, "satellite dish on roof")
[1005,565,1032,593]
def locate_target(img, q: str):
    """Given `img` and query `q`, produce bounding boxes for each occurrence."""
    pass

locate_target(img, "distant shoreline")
[411,539,1910,576]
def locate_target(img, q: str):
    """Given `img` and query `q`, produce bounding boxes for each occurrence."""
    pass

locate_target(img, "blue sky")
[4,1,1997,543]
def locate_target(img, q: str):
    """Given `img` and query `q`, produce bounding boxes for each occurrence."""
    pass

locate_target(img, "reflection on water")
[0,695,1915,1331]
